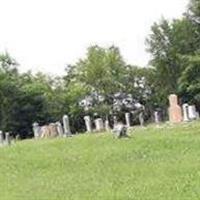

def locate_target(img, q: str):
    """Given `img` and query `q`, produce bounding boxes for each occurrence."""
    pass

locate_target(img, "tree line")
[0,0,199,138]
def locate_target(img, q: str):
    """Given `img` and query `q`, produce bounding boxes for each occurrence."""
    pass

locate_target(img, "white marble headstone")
[125,113,131,127]
[84,116,92,132]
[63,115,72,136]
[188,105,197,120]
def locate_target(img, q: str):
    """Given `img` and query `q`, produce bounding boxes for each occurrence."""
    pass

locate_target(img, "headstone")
[113,116,118,127]
[139,112,144,127]
[182,104,190,122]
[105,119,110,131]
[5,132,11,146]
[0,131,3,145]
[15,134,20,141]
[33,122,41,139]
[188,105,197,120]
[49,123,59,137]
[113,122,128,138]
[63,115,72,137]
[56,121,64,137]
[168,94,183,123]
[40,125,50,138]
[154,111,160,124]
[125,113,131,127]
[94,118,104,132]
[84,116,92,133]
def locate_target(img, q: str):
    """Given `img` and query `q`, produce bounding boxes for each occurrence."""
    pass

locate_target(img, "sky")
[0,0,188,75]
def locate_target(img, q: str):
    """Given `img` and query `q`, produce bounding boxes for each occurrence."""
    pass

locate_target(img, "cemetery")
[1,92,200,199]
[0,0,200,199]
[1,117,200,199]
[0,93,199,145]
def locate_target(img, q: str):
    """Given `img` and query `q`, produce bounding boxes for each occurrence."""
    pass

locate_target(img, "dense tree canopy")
[146,0,200,108]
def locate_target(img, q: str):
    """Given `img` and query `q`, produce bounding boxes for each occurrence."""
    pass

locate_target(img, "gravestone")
[113,116,118,127]
[63,115,72,137]
[40,124,59,138]
[188,105,197,120]
[139,112,144,127]
[113,122,128,138]
[125,113,131,127]
[49,123,59,137]
[0,131,3,145]
[182,104,190,122]
[40,126,49,138]
[105,119,110,131]
[5,132,11,146]
[94,118,104,132]
[154,111,161,124]
[33,122,41,139]
[56,121,64,137]
[15,135,20,141]
[84,116,92,133]
[168,94,183,123]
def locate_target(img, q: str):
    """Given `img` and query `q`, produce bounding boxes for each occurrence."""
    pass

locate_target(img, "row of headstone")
[168,94,199,123]
[83,115,129,138]
[0,131,11,146]
[84,116,109,133]
[83,111,145,133]
[33,111,145,138]
[33,115,71,139]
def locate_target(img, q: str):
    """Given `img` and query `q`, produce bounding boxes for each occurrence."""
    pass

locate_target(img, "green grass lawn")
[1,121,200,200]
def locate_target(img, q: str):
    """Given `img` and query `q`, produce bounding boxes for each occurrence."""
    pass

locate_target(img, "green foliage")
[178,55,200,105]
[65,46,125,118]
[188,0,200,20]
[147,18,197,89]
[146,12,200,108]
[76,45,126,95]
[0,54,70,137]
[123,65,154,103]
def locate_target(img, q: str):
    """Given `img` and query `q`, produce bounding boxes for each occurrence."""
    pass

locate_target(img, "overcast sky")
[0,0,188,75]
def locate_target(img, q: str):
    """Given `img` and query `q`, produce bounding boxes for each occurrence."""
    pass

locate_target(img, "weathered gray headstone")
[94,118,104,132]
[113,116,118,127]
[125,113,131,127]
[56,121,64,137]
[113,122,128,138]
[105,119,110,131]
[182,104,189,122]
[5,132,11,146]
[188,105,197,120]
[84,116,92,133]
[63,115,72,137]
[139,112,144,127]
[33,122,41,139]
[15,134,20,141]
[0,131,3,145]
[154,111,160,124]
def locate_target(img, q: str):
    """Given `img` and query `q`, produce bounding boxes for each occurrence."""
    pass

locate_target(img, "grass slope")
[1,122,200,200]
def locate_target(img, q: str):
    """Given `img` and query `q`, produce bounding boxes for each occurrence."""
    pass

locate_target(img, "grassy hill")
[1,121,200,200]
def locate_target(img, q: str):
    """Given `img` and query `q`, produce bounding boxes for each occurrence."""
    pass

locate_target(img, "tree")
[188,0,200,23]
[76,45,126,96]
[178,54,200,108]
[146,16,200,108]
[71,45,127,117]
